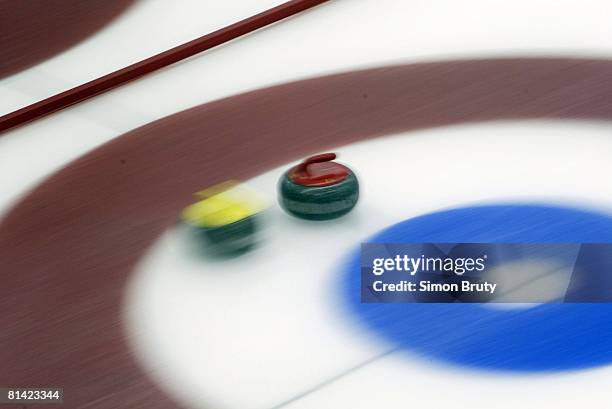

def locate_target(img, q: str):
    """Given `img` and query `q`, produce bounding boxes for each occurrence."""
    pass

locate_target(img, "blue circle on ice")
[342,204,612,371]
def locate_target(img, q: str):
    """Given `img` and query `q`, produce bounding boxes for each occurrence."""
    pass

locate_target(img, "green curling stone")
[181,181,266,255]
[194,215,259,255]
[278,153,359,220]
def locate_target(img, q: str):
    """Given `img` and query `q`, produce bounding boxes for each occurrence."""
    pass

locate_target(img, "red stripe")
[0,0,328,134]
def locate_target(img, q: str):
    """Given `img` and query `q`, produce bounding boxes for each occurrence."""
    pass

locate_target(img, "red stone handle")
[294,152,337,173]
[290,152,348,186]
[303,152,336,164]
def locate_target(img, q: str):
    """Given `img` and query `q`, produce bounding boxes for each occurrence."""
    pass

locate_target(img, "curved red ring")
[2,58,612,408]
[0,0,135,79]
